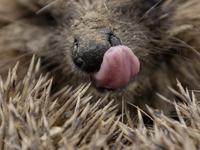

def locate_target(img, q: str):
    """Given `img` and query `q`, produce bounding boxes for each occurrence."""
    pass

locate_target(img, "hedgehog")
[1,56,200,150]
[0,0,200,117]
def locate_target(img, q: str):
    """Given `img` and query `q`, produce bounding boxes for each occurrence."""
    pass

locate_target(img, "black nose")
[71,28,121,73]
[73,57,84,68]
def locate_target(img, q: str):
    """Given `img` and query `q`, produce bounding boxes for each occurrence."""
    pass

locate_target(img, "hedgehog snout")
[71,27,121,73]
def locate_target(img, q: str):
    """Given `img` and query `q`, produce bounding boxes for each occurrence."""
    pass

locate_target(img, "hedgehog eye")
[147,0,164,8]
[108,33,121,46]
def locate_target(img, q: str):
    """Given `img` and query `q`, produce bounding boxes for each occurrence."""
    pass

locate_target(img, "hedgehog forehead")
[71,11,112,35]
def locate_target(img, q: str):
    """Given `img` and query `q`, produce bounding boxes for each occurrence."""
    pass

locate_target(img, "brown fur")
[1,0,200,116]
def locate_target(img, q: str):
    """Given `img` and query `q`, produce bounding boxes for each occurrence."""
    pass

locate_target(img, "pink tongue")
[93,45,140,89]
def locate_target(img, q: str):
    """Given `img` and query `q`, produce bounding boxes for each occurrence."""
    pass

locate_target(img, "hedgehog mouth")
[90,45,140,91]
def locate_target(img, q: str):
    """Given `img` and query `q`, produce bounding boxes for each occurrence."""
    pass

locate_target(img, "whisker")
[36,0,60,14]
[0,52,32,69]
[103,1,132,25]
[40,61,60,74]
[139,0,164,22]
[170,37,200,58]
[0,16,37,28]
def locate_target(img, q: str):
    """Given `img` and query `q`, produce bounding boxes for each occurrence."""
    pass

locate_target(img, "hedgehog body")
[1,0,200,149]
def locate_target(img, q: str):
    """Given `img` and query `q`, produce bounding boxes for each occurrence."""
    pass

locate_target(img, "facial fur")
[1,0,200,116]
